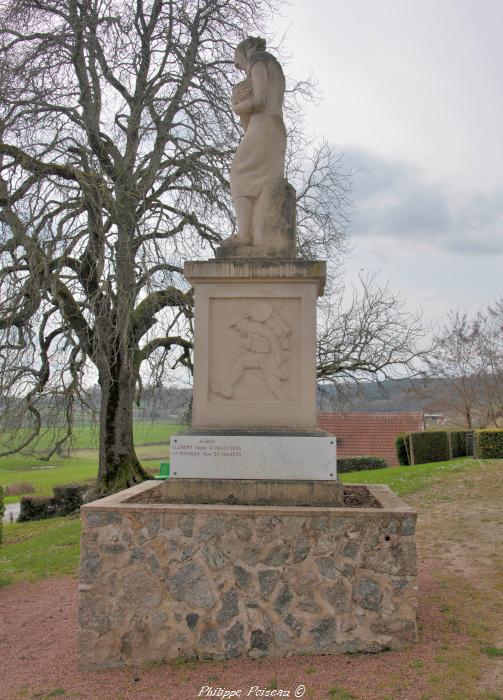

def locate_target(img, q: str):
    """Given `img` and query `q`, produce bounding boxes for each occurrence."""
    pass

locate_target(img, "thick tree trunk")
[96,348,149,495]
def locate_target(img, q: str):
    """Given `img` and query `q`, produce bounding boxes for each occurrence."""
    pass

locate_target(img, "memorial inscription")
[170,435,336,480]
[171,439,243,459]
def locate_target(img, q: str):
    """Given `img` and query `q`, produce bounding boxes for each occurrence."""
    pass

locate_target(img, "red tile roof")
[317,412,424,467]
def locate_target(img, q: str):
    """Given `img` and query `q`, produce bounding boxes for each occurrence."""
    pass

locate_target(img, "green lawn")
[0,420,185,452]
[0,421,185,503]
[0,456,494,588]
[0,516,81,586]
[0,455,99,504]
[339,456,477,496]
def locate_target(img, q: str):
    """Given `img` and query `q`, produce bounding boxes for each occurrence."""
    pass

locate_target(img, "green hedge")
[409,431,450,465]
[19,483,85,522]
[18,495,54,522]
[395,434,410,466]
[475,429,503,459]
[52,484,85,514]
[395,430,477,465]
[337,456,388,473]
[0,485,4,546]
[449,431,470,458]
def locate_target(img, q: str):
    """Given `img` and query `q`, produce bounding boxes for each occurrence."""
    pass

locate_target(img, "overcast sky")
[272,0,503,328]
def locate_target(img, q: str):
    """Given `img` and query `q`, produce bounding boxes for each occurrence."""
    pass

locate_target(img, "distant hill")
[128,378,430,417]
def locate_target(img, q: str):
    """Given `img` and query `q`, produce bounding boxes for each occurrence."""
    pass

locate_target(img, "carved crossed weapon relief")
[211,301,292,401]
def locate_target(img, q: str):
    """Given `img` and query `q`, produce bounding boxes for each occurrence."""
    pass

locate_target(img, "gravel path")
[3,503,20,523]
[0,561,460,700]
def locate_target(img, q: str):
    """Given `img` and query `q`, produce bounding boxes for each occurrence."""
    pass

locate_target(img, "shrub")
[475,429,503,459]
[395,434,410,466]
[449,431,470,459]
[337,456,388,473]
[18,483,85,522]
[18,495,55,522]
[409,431,450,464]
[52,484,86,515]
[5,481,36,496]
[0,485,4,546]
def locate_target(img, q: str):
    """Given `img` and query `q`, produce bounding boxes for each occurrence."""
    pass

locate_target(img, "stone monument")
[172,36,336,482]
[78,37,418,669]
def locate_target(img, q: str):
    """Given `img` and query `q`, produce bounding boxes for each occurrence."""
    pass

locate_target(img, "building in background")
[318,412,424,466]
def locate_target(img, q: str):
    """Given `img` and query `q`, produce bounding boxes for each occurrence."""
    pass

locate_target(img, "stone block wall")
[78,482,417,669]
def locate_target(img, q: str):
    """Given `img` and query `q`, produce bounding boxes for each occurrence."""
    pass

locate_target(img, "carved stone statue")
[217,37,296,259]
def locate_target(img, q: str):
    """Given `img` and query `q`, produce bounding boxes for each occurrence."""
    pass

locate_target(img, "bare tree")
[415,310,483,428]
[411,304,503,428]
[474,300,503,426]
[316,273,429,391]
[0,0,353,494]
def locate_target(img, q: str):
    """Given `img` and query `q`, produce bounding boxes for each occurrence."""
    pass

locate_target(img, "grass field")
[0,456,490,587]
[0,420,185,452]
[340,456,476,496]
[0,515,81,586]
[0,421,185,503]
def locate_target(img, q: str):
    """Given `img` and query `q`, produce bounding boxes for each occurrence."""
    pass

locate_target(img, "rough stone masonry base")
[78,481,418,669]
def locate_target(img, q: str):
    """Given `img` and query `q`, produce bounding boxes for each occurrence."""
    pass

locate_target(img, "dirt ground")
[1,461,503,700]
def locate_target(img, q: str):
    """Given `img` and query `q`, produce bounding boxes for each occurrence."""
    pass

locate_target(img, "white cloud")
[344,148,503,256]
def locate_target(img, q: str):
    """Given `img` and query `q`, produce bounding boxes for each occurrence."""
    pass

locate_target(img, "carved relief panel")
[208,298,300,403]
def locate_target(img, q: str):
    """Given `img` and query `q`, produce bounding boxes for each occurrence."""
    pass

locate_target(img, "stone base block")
[216,179,297,259]
[78,481,418,669]
[170,434,337,480]
[155,478,344,507]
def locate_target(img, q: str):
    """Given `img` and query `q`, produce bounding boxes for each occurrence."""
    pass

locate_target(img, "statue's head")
[234,36,267,70]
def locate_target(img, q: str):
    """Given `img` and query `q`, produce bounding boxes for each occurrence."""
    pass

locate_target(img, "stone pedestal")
[184,260,326,431]
[78,481,418,669]
[174,259,331,481]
